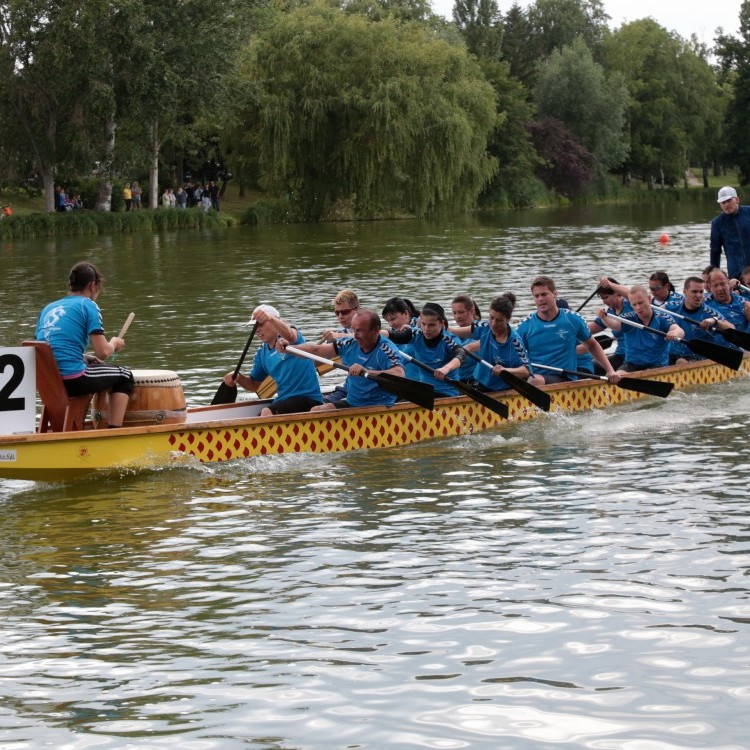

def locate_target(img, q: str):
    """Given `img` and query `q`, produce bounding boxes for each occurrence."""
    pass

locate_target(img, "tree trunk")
[42,165,56,214]
[702,163,709,188]
[148,120,160,209]
[95,112,117,212]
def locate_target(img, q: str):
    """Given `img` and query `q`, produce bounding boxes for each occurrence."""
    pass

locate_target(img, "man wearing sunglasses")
[320,289,361,404]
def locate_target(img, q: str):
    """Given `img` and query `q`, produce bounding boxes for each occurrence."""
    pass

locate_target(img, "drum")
[93,369,186,427]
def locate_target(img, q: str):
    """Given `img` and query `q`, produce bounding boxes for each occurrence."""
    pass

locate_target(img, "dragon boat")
[1,345,748,482]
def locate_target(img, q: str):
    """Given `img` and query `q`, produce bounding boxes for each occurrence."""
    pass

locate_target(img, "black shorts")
[268,396,322,415]
[620,361,656,373]
[323,385,348,404]
[64,364,134,397]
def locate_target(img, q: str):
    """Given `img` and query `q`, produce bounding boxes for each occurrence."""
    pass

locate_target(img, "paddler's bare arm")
[583,336,620,383]
[277,339,337,359]
[90,332,124,360]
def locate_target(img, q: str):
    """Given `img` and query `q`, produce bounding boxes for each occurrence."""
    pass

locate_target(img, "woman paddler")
[35,261,134,428]
[463,293,530,391]
[394,302,466,398]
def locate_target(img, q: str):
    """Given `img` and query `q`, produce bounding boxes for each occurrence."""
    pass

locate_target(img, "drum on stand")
[93,369,186,427]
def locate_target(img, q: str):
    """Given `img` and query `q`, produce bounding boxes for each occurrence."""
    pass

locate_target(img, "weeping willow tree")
[234,1,498,220]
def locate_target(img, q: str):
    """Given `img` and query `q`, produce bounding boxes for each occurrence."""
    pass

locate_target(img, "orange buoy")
[659,233,669,245]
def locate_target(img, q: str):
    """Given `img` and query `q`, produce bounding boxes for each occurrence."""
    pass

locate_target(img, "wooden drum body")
[93,369,186,427]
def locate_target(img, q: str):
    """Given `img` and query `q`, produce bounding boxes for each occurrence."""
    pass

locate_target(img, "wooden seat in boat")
[22,341,92,432]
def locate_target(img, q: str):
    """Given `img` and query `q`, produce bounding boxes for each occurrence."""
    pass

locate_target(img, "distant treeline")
[1,0,748,222]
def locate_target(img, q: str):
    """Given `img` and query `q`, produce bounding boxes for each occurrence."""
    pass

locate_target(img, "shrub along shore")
[0,207,237,240]
[0,183,724,240]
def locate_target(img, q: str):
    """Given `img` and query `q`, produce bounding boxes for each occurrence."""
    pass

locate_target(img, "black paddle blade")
[373,372,435,410]
[211,381,239,405]
[618,377,674,398]
[718,326,750,350]
[594,333,615,350]
[687,338,743,370]
[452,379,509,418]
[499,370,551,411]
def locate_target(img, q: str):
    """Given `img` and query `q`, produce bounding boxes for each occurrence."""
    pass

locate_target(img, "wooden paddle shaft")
[287,345,351,375]
[530,362,609,383]
[117,312,135,338]
[610,313,673,337]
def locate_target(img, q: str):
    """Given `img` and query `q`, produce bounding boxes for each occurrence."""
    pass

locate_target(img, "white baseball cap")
[717,186,738,203]
[248,304,280,325]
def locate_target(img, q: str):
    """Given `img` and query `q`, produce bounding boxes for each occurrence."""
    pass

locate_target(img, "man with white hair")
[710,186,750,279]
[222,304,322,416]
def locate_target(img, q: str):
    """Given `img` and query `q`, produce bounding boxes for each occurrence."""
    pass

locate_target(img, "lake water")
[1,201,749,749]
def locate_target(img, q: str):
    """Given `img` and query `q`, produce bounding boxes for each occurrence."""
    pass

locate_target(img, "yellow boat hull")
[1,356,747,481]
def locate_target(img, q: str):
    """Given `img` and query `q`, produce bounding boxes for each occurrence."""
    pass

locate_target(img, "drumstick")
[111,312,135,361]
[118,312,135,339]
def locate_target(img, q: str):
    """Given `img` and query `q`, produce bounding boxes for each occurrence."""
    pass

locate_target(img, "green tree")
[233,2,498,220]
[716,2,750,183]
[500,4,539,89]
[604,19,721,188]
[0,0,113,210]
[123,0,249,208]
[527,0,609,58]
[534,37,628,172]
[341,0,435,23]
[676,37,725,187]
[477,59,540,207]
[452,0,503,60]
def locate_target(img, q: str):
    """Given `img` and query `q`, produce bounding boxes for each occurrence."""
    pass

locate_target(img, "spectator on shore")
[208,181,220,211]
[201,189,212,213]
[131,182,142,210]
[123,183,132,212]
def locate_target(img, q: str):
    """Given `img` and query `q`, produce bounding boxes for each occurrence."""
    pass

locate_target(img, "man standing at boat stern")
[710,186,750,279]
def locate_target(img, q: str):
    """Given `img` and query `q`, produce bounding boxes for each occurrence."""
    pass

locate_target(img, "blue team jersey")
[473,326,526,391]
[335,335,403,407]
[652,290,684,308]
[36,295,104,377]
[517,308,591,376]
[664,300,733,359]
[594,298,634,361]
[402,329,464,397]
[250,328,323,404]
[705,293,749,332]
[454,321,485,381]
[618,309,674,368]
